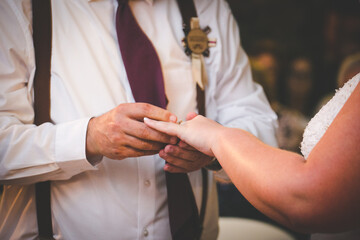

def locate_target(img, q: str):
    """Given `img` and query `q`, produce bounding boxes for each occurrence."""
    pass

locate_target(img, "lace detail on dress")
[300,73,360,159]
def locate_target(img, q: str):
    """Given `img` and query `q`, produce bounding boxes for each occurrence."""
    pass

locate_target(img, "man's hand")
[160,140,214,173]
[86,103,177,160]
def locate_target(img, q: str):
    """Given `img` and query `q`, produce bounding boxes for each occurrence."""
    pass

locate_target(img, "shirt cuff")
[55,118,97,175]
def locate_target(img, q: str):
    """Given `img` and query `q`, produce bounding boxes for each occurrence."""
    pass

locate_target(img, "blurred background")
[228,0,360,111]
[217,0,360,239]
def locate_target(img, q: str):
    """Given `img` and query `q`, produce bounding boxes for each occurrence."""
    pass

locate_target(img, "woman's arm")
[144,82,360,233]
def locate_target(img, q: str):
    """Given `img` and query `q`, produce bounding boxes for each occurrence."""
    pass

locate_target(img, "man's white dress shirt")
[0,0,278,239]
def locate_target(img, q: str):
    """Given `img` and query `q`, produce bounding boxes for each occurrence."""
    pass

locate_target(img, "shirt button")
[143,228,149,237]
[144,180,151,187]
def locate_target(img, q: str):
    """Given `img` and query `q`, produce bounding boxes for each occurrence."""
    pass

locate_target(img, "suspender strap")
[200,168,208,233]
[176,0,209,236]
[32,0,54,239]
[35,182,53,240]
[33,0,52,125]
[196,85,206,117]
[176,0,197,32]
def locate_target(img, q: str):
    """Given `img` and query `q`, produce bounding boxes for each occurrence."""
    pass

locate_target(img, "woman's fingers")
[143,117,180,137]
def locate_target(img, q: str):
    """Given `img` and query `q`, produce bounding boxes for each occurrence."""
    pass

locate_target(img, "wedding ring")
[177,120,185,125]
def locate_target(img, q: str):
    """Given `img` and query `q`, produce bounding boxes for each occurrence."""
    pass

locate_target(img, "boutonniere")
[182,18,216,90]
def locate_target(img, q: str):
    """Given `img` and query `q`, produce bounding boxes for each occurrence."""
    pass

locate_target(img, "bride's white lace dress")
[300,73,360,240]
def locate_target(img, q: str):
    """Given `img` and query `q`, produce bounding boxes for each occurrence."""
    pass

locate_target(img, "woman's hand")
[144,112,223,157]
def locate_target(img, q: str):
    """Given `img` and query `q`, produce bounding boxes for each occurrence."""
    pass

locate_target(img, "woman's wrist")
[210,125,227,156]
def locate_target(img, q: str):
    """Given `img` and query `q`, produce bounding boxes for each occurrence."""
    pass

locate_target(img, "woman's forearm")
[144,111,360,232]
[213,127,317,232]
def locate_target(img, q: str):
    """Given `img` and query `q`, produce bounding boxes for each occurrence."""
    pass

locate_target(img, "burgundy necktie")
[115,1,200,239]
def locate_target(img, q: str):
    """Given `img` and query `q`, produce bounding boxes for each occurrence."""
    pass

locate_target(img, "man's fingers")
[186,112,198,121]
[124,134,167,151]
[159,149,200,172]
[160,144,214,173]
[162,145,200,160]
[178,141,195,150]
[164,163,189,173]
[119,103,177,122]
[109,146,159,160]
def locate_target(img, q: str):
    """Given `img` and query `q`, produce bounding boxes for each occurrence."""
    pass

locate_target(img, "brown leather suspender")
[32,0,54,239]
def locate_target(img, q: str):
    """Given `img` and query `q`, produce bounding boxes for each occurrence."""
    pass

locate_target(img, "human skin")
[86,102,213,171]
[144,83,360,233]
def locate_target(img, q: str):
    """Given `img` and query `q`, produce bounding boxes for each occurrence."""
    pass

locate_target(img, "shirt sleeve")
[0,0,97,185]
[201,0,278,147]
